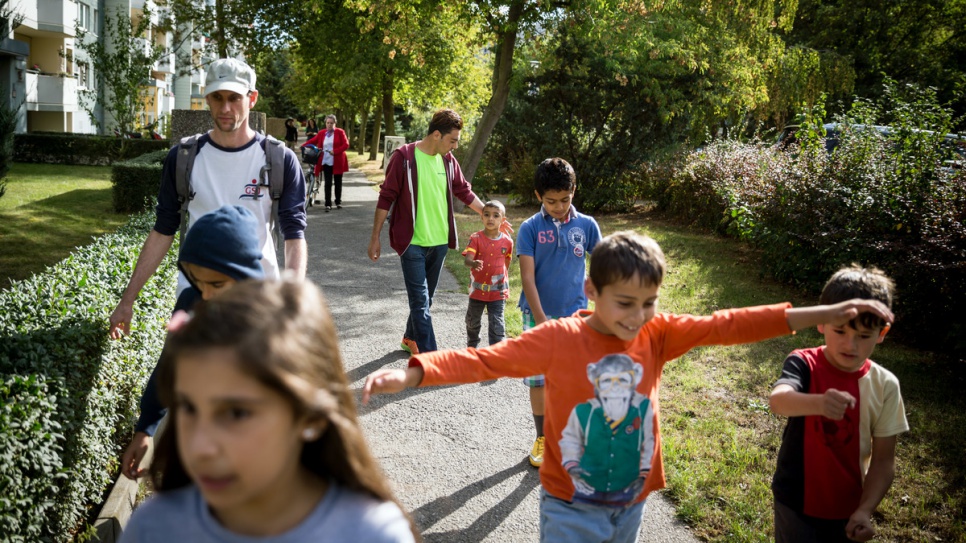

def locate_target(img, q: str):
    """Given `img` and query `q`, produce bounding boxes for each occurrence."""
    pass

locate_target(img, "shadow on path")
[415,460,540,543]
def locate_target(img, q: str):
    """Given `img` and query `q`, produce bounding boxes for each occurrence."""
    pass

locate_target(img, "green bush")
[0,374,64,542]
[655,84,966,354]
[0,211,177,541]
[13,133,168,166]
[111,149,169,213]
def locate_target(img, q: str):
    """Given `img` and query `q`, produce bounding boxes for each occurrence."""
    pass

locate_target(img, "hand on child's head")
[829,299,893,327]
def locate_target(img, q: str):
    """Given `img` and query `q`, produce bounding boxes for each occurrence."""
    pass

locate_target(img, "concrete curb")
[92,440,154,543]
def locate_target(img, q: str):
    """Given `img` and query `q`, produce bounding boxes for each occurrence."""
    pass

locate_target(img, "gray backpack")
[174,134,287,250]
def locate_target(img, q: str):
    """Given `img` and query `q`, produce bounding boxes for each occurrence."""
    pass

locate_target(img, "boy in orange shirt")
[462,200,514,347]
[363,231,893,543]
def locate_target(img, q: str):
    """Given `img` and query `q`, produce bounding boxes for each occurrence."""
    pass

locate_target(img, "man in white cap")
[109,58,308,339]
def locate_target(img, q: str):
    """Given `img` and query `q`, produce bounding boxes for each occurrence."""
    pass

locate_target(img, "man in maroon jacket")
[368,109,485,354]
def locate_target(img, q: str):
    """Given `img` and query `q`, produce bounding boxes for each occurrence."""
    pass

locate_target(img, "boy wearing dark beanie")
[120,205,265,479]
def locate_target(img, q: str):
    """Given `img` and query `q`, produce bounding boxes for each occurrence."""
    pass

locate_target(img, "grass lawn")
[350,156,964,542]
[1,163,127,286]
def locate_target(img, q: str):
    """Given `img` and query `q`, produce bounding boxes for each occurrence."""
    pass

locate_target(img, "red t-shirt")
[462,231,513,302]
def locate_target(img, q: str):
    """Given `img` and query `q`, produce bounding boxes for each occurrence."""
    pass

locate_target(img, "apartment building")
[0,0,209,135]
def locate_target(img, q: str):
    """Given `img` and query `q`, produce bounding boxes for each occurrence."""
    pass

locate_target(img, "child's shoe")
[529,436,545,467]
[400,337,419,355]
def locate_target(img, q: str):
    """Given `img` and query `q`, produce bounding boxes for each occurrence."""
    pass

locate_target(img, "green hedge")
[111,150,169,213]
[13,133,169,166]
[653,125,965,355]
[0,211,177,542]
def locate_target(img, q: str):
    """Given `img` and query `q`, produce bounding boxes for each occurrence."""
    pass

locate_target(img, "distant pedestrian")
[284,118,299,152]
[770,265,907,543]
[517,157,602,468]
[305,118,319,140]
[302,115,349,211]
[363,230,894,543]
[120,280,419,543]
[462,200,513,348]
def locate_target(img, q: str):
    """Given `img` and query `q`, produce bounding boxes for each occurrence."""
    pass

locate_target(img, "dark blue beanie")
[178,205,264,281]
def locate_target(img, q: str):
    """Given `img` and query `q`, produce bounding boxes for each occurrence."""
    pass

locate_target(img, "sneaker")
[325,206,331,212]
[336,204,343,209]
[528,436,545,468]
[400,337,419,355]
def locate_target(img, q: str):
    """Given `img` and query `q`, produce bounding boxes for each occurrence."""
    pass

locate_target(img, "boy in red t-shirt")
[362,231,894,543]
[462,200,514,348]
[770,265,907,543]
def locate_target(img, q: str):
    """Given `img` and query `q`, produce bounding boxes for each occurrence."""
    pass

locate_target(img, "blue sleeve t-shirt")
[516,206,602,318]
[119,484,415,543]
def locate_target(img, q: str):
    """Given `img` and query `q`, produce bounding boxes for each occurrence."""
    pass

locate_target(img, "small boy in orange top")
[462,200,514,348]
[362,231,893,543]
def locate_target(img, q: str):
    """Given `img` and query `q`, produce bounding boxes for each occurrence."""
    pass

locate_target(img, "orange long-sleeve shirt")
[410,303,792,504]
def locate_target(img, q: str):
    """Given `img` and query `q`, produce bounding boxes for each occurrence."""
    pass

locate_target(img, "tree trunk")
[343,110,353,147]
[215,0,228,58]
[382,69,395,136]
[460,0,524,183]
[368,106,382,161]
[357,109,368,155]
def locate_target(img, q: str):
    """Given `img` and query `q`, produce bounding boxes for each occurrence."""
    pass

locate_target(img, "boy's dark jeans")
[465,298,506,347]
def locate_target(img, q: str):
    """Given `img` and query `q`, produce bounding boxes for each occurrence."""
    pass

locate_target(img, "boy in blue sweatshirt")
[119,205,265,479]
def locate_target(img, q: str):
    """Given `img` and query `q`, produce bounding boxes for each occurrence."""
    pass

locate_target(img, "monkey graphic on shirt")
[559,354,656,504]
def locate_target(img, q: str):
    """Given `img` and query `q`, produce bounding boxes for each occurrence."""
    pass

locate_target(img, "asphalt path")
[303,167,702,543]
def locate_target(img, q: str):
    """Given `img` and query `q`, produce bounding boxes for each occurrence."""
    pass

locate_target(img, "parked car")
[775,123,963,166]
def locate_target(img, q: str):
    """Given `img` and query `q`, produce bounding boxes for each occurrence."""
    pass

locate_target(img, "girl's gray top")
[119,482,415,543]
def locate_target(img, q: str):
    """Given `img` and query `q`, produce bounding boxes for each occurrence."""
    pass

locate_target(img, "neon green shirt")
[410,147,449,247]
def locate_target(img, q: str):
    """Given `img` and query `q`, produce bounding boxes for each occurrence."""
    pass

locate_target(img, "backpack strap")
[260,134,287,256]
[175,134,202,243]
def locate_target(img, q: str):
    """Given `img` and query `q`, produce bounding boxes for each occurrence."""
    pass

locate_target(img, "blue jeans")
[539,489,646,543]
[400,244,448,353]
[465,298,506,347]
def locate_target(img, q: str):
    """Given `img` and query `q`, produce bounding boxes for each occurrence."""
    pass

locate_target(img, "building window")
[77,3,92,30]
[93,9,98,34]
[77,62,89,88]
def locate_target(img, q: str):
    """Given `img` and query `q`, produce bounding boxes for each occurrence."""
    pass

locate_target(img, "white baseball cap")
[204,58,256,96]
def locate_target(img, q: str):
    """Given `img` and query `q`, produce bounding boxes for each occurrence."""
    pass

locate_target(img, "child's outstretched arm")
[785,299,893,331]
[362,366,425,405]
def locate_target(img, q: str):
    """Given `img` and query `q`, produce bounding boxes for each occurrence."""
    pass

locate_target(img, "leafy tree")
[75,7,164,134]
[157,0,301,66]
[290,0,487,160]
[251,47,300,118]
[786,0,966,125]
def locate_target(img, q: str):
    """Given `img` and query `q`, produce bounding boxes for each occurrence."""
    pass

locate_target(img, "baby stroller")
[301,145,321,207]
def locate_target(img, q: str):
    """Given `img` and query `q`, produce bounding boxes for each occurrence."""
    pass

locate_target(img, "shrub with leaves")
[656,83,965,354]
[0,211,177,541]
[0,375,63,542]
[111,149,169,213]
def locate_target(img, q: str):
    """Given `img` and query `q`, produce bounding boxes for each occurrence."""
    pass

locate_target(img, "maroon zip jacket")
[376,142,477,255]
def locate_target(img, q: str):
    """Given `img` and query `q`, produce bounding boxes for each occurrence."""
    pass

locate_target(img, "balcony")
[25,72,78,112]
[154,51,176,74]
[36,0,76,36]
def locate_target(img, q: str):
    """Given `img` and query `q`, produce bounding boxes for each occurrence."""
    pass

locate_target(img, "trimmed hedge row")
[0,211,177,542]
[111,149,169,213]
[13,133,169,166]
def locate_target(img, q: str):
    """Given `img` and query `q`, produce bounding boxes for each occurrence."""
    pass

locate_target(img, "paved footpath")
[303,167,702,543]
